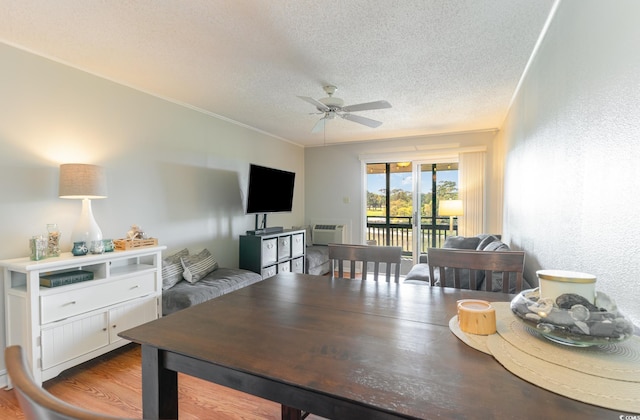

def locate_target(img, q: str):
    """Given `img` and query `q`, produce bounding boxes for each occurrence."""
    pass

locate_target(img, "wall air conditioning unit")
[312,224,346,245]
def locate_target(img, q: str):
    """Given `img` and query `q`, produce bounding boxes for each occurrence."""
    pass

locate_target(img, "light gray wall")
[500,0,640,325]
[0,43,304,375]
[304,131,501,244]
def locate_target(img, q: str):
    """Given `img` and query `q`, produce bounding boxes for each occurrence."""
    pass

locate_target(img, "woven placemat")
[450,300,640,412]
[496,316,640,382]
[449,316,491,354]
[448,302,513,355]
[487,333,640,413]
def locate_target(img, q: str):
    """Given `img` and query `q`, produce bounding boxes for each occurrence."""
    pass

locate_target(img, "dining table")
[119,272,631,419]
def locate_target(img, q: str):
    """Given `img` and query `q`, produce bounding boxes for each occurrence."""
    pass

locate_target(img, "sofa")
[306,245,330,275]
[161,248,262,315]
[293,225,331,276]
[404,234,533,292]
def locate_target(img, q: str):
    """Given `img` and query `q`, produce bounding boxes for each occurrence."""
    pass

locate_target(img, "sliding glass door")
[365,162,413,249]
[365,161,459,268]
[412,162,459,264]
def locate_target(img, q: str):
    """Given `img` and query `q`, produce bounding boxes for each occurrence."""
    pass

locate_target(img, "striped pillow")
[161,248,189,290]
[181,248,219,283]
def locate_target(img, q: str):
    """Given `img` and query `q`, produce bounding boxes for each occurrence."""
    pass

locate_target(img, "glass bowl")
[510,288,635,347]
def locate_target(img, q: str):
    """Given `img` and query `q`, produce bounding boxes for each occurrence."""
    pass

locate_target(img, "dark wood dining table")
[119,273,627,419]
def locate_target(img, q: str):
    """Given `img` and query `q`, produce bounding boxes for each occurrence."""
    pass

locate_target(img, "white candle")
[537,270,596,304]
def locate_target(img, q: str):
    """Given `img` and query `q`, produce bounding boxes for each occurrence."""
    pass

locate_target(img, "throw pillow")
[181,248,219,283]
[443,236,481,250]
[162,248,189,290]
[476,234,500,251]
[483,240,509,251]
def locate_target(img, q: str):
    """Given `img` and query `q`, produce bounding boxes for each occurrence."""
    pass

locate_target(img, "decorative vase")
[29,236,48,261]
[90,240,104,254]
[46,223,61,257]
[103,239,114,252]
[72,241,88,256]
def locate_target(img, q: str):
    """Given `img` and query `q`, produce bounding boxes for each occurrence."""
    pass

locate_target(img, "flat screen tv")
[246,164,296,214]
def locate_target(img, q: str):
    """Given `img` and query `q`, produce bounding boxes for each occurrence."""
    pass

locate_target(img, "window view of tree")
[366,169,459,219]
[365,162,459,252]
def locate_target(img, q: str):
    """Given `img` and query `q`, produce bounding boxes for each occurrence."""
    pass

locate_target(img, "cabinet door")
[41,312,109,370]
[278,261,291,273]
[292,257,304,273]
[262,265,277,279]
[262,239,277,265]
[109,297,158,344]
[292,233,305,257]
[278,236,291,260]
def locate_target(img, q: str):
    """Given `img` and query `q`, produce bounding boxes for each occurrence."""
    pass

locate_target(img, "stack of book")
[40,270,94,288]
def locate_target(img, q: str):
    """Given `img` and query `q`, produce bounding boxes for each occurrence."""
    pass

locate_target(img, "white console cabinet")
[1,245,166,385]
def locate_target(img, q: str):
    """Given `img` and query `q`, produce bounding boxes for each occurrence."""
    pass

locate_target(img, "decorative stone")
[510,288,634,346]
[556,293,599,311]
[568,305,590,322]
[595,292,617,312]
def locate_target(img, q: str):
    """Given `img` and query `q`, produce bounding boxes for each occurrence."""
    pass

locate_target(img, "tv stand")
[239,229,306,278]
[246,226,284,236]
[255,213,269,230]
[248,213,283,235]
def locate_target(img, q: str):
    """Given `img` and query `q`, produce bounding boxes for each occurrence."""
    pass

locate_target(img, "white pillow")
[161,248,189,290]
[181,248,218,283]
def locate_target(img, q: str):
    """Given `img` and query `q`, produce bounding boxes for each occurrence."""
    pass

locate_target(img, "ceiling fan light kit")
[298,85,391,133]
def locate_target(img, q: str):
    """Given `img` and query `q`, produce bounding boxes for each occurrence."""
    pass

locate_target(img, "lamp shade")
[439,199,463,216]
[59,164,107,199]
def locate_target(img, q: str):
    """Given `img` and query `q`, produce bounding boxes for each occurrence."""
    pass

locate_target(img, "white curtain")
[459,151,485,236]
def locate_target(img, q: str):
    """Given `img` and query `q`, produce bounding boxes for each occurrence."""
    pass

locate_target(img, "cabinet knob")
[102,328,107,332]
[63,301,77,306]
[130,285,140,289]
[112,325,117,329]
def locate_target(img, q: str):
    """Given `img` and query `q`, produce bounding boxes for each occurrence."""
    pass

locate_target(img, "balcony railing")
[366,216,458,256]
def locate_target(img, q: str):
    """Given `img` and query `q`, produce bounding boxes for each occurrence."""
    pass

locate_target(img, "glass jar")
[46,223,61,257]
[30,235,48,261]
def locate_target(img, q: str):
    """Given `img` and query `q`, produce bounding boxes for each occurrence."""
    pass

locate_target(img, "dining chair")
[4,345,130,420]
[427,248,526,292]
[328,243,402,283]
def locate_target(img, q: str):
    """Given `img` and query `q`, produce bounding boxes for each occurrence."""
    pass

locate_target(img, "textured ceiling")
[0,1,555,147]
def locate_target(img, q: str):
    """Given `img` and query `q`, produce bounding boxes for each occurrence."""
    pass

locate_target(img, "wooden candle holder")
[457,299,496,335]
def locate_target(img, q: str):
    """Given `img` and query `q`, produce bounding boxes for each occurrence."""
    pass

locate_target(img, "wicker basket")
[113,238,158,251]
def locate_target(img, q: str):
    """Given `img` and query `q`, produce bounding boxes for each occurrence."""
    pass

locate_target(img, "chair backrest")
[427,248,526,293]
[328,243,402,283]
[5,345,129,420]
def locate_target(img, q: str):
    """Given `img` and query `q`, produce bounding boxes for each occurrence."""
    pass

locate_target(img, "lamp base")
[72,198,103,253]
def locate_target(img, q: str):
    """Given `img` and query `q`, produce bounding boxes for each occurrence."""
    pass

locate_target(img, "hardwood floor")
[0,343,325,419]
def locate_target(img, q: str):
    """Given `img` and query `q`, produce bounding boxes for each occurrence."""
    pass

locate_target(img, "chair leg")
[281,405,305,419]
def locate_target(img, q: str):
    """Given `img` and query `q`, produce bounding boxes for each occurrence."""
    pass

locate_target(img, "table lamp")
[439,199,463,234]
[59,164,107,253]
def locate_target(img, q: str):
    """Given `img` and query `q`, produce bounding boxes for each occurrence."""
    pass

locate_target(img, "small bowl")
[510,288,635,347]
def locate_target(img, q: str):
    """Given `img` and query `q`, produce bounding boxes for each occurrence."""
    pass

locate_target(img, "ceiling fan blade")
[311,117,326,134]
[298,96,330,112]
[341,113,383,128]
[342,100,391,113]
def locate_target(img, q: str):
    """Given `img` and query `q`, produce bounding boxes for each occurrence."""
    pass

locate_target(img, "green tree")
[436,180,458,200]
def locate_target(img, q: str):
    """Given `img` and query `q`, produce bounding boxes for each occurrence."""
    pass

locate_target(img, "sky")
[367,168,458,194]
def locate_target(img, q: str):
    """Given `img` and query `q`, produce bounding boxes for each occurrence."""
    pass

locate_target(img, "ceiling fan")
[298,85,391,134]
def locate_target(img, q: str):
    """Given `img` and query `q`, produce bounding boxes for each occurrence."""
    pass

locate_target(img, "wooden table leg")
[142,344,178,419]
[281,405,303,420]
